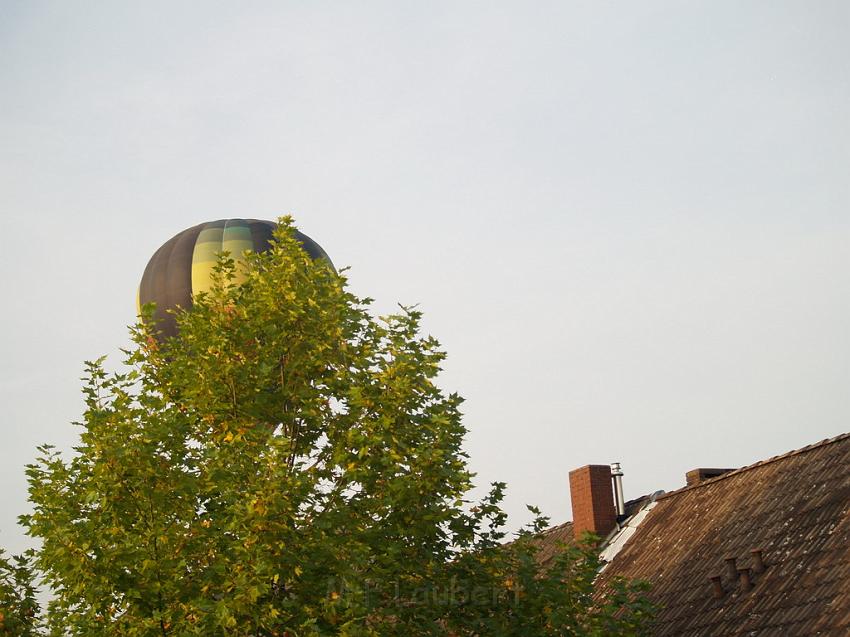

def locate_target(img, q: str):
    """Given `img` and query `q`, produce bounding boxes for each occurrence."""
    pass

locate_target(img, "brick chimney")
[685,467,735,487]
[569,464,617,540]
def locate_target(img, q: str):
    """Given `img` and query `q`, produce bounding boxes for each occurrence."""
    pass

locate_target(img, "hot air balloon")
[138,219,333,339]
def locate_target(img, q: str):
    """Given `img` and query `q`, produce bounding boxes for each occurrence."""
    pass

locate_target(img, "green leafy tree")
[21,218,653,635]
[0,549,41,636]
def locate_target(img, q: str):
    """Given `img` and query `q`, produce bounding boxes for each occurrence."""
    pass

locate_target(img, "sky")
[1,1,848,558]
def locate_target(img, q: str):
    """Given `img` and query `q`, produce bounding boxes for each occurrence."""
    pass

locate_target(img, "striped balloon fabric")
[138,219,333,339]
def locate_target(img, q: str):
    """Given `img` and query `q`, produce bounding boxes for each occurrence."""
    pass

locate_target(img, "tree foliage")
[20,218,653,635]
[0,549,40,636]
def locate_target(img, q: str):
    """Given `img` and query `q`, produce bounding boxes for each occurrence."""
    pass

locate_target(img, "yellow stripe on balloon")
[222,221,254,285]
[191,225,225,297]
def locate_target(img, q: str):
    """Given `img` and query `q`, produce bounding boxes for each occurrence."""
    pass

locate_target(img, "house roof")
[542,432,850,636]
[531,495,652,568]
[532,520,574,566]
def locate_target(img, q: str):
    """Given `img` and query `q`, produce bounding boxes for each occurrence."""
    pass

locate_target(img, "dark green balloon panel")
[138,219,331,339]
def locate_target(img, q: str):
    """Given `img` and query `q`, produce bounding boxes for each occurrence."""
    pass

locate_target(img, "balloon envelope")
[138,219,333,339]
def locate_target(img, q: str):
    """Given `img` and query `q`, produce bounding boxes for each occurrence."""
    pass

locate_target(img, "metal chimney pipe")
[610,463,626,517]
[751,549,765,574]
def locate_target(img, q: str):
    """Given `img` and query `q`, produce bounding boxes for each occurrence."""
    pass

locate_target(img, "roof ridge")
[538,520,572,535]
[658,430,850,500]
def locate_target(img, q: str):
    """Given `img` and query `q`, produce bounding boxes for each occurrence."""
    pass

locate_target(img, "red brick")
[569,464,616,541]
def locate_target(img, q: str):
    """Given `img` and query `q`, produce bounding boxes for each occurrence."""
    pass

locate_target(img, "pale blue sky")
[1,1,848,557]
